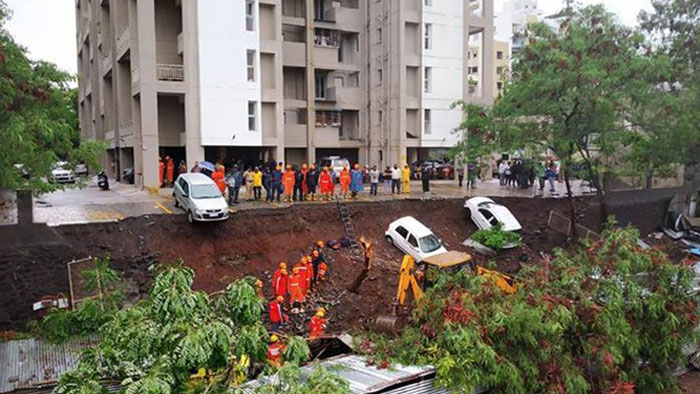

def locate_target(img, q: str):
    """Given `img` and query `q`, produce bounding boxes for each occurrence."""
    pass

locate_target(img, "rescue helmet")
[254,279,263,287]
[286,165,291,170]
[316,240,325,248]
[270,335,279,343]
[276,296,284,302]
[279,262,287,269]
[316,310,325,318]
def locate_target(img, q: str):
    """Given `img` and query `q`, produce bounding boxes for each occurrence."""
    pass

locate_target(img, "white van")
[173,173,229,223]
[385,216,448,262]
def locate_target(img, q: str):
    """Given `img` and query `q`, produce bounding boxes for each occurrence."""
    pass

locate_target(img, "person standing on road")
[190,161,202,173]
[293,165,304,202]
[225,168,237,205]
[178,160,187,178]
[242,167,254,201]
[212,164,226,195]
[350,164,363,199]
[422,165,431,198]
[319,167,334,200]
[300,164,309,200]
[282,165,295,202]
[391,165,401,194]
[369,166,379,196]
[457,164,465,188]
[401,165,411,194]
[271,165,283,202]
[263,167,272,202]
[466,163,477,189]
[383,166,392,193]
[252,167,263,201]
[535,161,546,191]
[230,166,242,204]
[166,156,175,187]
[339,165,351,199]
[307,164,318,201]
[498,160,509,186]
[158,157,165,187]
[546,161,557,193]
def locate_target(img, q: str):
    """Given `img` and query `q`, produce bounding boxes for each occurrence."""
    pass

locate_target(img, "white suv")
[385,216,448,262]
[173,173,229,223]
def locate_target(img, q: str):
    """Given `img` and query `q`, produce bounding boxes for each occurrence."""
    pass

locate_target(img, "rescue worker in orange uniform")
[267,335,286,367]
[319,167,334,200]
[269,296,288,331]
[339,165,351,198]
[158,157,165,187]
[309,308,327,339]
[311,250,326,284]
[294,258,310,295]
[317,261,329,281]
[288,267,305,305]
[212,165,226,195]
[272,262,286,285]
[282,165,295,202]
[303,255,314,291]
[273,268,289,299]
[166,156,175,187]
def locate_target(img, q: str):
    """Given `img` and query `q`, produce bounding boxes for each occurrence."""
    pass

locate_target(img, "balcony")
[284,124,308,147]
[314,126,340,146]
[119,120,134,137]
[116,23,130,56]
[177,32,184,55]
[324,6,362,31]
[156,64,184,81]
[313,45,339,69]
[326,86,361,109]
[283,41,306,67]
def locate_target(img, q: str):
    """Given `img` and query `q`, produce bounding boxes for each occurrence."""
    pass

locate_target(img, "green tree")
[54,262,314,393]
[0,1,103,193]
[362,225,699,393]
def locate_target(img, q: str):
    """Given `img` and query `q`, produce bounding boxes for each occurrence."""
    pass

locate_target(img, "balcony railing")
[156,64,184,81]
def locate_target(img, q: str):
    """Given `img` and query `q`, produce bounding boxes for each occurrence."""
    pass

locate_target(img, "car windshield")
[191,184,221,199]
[419,234,442,253]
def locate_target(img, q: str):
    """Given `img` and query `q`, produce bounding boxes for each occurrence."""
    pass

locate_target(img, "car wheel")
[187,210,194,224]
[385,235,394,245]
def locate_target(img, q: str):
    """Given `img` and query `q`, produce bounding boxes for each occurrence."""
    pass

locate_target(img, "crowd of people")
[497,159,559,192]
[183,160,422,205]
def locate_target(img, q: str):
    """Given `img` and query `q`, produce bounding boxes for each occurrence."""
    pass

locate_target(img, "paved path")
[0,177,595,227]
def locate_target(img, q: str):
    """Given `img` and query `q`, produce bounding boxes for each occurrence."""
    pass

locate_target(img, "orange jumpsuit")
[288,273,305,304]
[304,260,314,289]
[319,171,334,195]
[282,170,295,196]
[158,160,165,186]
[267,342,286,366]
[273,272,289,298]
[339,169,351,193]
[166,158,175,185]
[317,262,328,281]
[212,170,226,194]
[294,262,310,294]
[309,315,327,339]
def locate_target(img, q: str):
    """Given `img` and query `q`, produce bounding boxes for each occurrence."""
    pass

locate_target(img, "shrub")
[472,223,521,249]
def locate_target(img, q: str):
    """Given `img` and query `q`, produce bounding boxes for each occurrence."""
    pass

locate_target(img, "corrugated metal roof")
[0,336,99,393]
[239,354,482,394]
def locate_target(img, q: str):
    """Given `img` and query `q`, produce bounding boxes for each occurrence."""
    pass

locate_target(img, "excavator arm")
[396,255,424,306]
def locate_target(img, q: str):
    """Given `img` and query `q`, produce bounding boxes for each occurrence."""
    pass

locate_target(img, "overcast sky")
[4,0,653,75]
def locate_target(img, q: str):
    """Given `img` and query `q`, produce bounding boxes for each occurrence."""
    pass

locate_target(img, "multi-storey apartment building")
[76,0,494,189]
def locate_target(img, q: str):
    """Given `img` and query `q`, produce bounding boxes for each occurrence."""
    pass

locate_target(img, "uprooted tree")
[50,261,317,393]
[360,225,700,393]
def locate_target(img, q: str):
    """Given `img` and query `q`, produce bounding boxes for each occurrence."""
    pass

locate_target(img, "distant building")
[75,0,496,189]
[494,0,543,58]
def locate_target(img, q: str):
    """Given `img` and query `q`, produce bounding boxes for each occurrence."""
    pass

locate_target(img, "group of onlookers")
[498,159,559,192]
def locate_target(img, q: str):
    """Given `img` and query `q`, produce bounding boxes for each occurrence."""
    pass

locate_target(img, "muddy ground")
[2,195,668,333]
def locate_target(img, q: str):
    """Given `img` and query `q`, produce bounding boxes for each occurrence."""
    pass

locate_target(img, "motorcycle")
[97,171,109,190]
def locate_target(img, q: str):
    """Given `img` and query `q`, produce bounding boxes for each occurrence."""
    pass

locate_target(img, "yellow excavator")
[376,251,517,333]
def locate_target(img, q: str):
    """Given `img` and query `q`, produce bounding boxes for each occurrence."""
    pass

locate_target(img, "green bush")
[472,224,521,249]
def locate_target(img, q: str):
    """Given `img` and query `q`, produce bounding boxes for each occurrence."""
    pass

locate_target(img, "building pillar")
[305,0,316,165]
[182,0,205,168]
[481,0,495,105]
[136,0,159,190]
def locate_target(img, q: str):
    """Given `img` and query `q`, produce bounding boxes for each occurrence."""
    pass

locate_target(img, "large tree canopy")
[0,1,103,192]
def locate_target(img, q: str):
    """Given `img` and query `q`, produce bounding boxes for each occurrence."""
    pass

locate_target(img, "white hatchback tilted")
[385,216,448,262]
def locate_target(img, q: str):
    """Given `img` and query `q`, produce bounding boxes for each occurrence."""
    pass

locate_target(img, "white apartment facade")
[76,0,494,189]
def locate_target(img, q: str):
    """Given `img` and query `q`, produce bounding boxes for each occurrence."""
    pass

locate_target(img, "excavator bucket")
[374,315,402,335]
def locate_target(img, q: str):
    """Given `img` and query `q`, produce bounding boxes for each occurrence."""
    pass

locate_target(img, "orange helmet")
[276,296,284,302]
[279,262,287,269]
[323,166,329,171]
[286,165,291,170]
[316,240,325,248]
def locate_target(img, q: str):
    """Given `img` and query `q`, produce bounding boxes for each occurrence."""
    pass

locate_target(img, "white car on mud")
[385,216,448,262]
[464,197,522,232]
[49,162,75,183]
[173,173,229,224]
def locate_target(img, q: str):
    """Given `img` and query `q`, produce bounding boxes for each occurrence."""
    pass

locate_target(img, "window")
[497,66,503,75]
[377,27,382,43]
[314,28,340,47]
[315,111,341,127]
[496,51,503,60]
[408,234,418,248]
[246,50,256,82]
[419,234,442,253]
[246,0,255,31]
[424,66,431,93]
[378,110,383,125]
[248,101,257,131]
[424,109,431,134]
[497,82,503,90]
[315,75,326,99]
[378,68,383,83]
[396,226,409,239]
[424,23,432,50]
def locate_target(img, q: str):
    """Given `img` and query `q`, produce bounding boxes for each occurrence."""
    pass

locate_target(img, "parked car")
[464,197,522,232]
[74,163,88,176]
[385,216,448,262]
[319,156,350,180]
[122,167,135,184]
[411,160,444,180]
[173,173,229,224]
[436,162,455,179]
[49,162,75,183]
